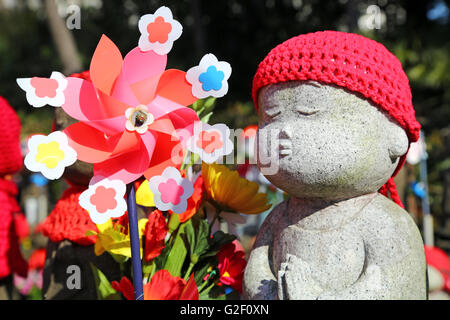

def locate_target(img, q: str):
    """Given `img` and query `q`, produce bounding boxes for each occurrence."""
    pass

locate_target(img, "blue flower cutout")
[198,66,225,92]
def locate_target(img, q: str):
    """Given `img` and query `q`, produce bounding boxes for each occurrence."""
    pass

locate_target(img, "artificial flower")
[187,121,234,164]
[86,218,148,258]
[24,131,77,180]
[78,177,127,224]
[144,210,168,262]
[144,270,198,300]
[178,175,204,223]
[201,162,272,214]
[217,240,246,293]
[61,33,199,185]
[186,54,232,99]
[111,276,135,300]
[148,167,194,214]
[13,248,46,296]
[17,71,68,108]
[138,6,183,55]
[112,271,198,300]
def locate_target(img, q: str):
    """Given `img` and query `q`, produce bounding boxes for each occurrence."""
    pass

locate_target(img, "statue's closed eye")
[263,106,281,118]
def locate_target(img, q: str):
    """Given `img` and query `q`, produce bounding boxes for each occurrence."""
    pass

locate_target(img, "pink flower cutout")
[30,77,59,98]
[158,178,184,205]
[90,186,117,214]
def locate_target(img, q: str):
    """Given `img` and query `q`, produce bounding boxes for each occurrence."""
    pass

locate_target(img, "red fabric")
[13,213,30,241]
[28,248,46,270]
[252,31,421,207]
[0,178,28,279]
[0,97,23,175]
[39,185,98,246]
[424,245,450,292]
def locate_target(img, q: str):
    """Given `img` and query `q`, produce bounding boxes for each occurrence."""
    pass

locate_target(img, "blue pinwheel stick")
[127,184,144,300]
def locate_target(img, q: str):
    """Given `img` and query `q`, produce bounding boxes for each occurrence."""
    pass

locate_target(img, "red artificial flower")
[144,210,168,262]
[112,276,135,300]
[177,175,204,223]
[217,240,247,293]
[144,269,198,300]
[28,248,46,270]
[113,270,198,300]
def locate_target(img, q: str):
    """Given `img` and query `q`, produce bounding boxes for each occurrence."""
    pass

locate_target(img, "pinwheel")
[17,6,233,300]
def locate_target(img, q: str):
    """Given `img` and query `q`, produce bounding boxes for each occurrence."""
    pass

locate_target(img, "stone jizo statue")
[243,31,427,300]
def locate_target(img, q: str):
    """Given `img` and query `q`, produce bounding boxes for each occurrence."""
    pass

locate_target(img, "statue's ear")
[386,120,409,161]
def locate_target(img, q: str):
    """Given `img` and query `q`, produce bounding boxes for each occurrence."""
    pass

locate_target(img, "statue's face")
[256,80,409,200]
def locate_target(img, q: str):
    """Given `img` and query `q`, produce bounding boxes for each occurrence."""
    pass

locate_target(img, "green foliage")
[89,263,121,300]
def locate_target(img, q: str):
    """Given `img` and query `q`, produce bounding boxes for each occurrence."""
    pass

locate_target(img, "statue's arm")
[243,204,283,300]
[318,205,427,300]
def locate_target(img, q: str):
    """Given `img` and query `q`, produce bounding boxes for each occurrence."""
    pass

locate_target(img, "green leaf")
[185,216,211,264]
[89,263,121,300]
[200,231,236,259]
[163,224,188,277]
[193,257,217,285]
[199,285,226,300]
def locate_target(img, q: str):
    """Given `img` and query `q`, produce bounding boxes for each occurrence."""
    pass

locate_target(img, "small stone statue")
[243,31,427,300]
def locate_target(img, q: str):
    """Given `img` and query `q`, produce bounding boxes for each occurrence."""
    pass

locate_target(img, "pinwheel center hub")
[131,110,149,127]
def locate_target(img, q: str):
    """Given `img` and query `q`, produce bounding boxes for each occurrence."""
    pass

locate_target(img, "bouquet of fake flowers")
[17,6,271,300]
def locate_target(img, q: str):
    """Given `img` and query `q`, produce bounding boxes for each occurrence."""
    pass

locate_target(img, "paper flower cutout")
[79,177,127,224]
[24,131,77,180]
[148,167,194,214]
[17,71,68,108]
[186,54,232,99]
[138,6,183,55]
[62,35,199,184]
[187,121,234,163]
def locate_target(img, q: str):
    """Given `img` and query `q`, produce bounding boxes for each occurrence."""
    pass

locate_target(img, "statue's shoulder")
[356,194,424,259]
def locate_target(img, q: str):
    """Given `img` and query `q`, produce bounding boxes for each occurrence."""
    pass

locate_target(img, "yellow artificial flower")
[201,162,272,214]
[86,218,148,259]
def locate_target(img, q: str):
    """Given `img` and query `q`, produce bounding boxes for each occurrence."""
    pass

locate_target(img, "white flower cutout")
[148,167,194,214]
[187,121,234,163]
[125,104,154,134]
[186,54,232,99]
[24,131,77,180]
[138,6,183,55]
[79,177,127,224]
[17,71,68,108]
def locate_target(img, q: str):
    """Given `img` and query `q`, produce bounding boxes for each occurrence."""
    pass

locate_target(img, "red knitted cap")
[39,185,98,246]
[252,31,421,207]
[0,97,23,175]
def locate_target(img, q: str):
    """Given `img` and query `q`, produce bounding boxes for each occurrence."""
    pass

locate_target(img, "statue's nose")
[279,127,292,140]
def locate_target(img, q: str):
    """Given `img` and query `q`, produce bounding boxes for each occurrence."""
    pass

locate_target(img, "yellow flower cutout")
[24,131,77,180]
[86,218,148,259]
[35,141,65,169]
[202,162,271,214]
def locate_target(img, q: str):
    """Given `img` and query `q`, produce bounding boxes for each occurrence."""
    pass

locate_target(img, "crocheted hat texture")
[39,184,98,246]
[0,178,28,279]
[252,31,421,208]
[0,97,23,175]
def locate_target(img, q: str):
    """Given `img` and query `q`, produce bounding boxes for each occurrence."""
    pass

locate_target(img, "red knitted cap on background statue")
[252,31,421,207]
[0,97,28,279]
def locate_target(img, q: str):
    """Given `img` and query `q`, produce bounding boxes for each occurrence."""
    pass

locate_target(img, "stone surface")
[243,81,427,300]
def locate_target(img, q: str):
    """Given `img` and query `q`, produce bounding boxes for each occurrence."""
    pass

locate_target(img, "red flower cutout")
[30,77,59,98]
[147,16,172,44]
[90,186,117,214]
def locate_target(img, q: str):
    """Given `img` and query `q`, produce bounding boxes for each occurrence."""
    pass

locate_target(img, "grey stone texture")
[243,81,427,300]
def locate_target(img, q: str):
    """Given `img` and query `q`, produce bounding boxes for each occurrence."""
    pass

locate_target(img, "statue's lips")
[296,109,319,116]
[279,139,292,156]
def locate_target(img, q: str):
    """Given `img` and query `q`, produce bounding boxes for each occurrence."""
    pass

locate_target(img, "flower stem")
[184,262,196,282]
